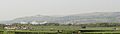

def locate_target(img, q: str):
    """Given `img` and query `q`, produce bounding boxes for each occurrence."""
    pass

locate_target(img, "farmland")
[0,23,120,34]
[0,26,120,34]
[0,26,80,34]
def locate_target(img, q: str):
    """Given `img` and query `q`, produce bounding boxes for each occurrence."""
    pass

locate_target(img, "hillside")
[0,12,120,24]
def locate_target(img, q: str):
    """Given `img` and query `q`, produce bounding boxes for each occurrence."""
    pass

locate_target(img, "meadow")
[1,26,120,34]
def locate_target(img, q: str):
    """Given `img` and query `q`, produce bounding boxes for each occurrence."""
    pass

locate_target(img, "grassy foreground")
[1,26,120,34]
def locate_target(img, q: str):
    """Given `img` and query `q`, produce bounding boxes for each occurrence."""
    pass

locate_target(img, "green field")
[1,26,120,34]
[31,26,81,31]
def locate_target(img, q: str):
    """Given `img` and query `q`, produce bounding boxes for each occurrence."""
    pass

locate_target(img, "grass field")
[31,26,81,31]
[1,26,120,34]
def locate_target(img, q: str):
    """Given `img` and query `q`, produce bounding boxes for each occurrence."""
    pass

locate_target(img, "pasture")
[1,26,120,34]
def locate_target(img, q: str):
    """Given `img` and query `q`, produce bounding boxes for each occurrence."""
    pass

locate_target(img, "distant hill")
[1,12,120,24]
[57,12,120,24]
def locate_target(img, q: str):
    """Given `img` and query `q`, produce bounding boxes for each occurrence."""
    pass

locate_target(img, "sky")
[0,0,120,20]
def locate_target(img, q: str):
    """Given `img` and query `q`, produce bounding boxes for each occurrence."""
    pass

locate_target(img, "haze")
[0,0,120,20]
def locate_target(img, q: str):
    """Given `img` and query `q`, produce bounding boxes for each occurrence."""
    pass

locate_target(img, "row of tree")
[18,22,120,27]
[0,22,120,29]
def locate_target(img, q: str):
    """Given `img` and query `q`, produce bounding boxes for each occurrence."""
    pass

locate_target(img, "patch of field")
[1,26,120,34]
[80,27,116,30]
[31,26,81,31]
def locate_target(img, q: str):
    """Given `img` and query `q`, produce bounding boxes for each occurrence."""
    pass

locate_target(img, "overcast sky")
[0,0,120,20]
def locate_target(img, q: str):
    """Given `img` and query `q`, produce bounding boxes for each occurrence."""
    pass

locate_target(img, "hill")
[0,12,120,24]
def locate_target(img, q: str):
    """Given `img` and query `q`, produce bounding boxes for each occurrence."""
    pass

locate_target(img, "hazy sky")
[0,0,120,20]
